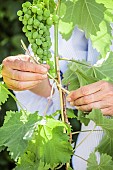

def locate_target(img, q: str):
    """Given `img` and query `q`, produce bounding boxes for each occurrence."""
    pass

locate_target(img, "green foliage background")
[0,0,31,169]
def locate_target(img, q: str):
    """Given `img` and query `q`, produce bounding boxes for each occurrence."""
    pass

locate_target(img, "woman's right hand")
[2,54,51,96]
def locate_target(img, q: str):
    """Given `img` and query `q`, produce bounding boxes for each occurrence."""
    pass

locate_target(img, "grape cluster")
[17,1,58,75]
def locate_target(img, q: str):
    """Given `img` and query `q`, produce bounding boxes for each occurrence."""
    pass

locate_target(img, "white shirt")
[14,27,104,170]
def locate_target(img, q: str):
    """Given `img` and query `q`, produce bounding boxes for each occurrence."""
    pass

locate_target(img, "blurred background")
[0,0,30,169]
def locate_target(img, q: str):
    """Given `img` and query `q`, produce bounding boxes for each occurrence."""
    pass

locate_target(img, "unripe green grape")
[43,50,48,55]
[22,19,27,25]
[37,3,43,9]
[46,17,53,25]
[26,9,32,15]
[44,9,50,17]
[24,14,30,20]
[43,26,47,32]
[34,19,40,27]
[22,3,26,8]
[25,1,31,8]
[17,10,23,16]
[23,7,28,13]
[36,39,42,45]
[39,23,44,29]
[32,43,37,52]
[43,16,47,20]
[42,42,48,48]
[49,69,55,76]
[42,55,47,61]
[26,31,32,38]
[32,6,37,13]
[39,55,43,59]
[39,30,43,35]
[47,52,52,58]
[28,18,33,25]
[52,14,59,24]
[27,25,32,30]
[37,34,41,39]
[33,31,38,39]
[44,30,50,36]
[41,37,45,42]
[45,36,51,41]
[37,8,43,15]
[37,48,43,55]
[48,41,52,48]
[37,15,43,21]
[19,16,23,21]
[28,37,32,42]
[30,39,35,44]
[48,61,54,68]
[22,26,27,33]
[32,29,36,34]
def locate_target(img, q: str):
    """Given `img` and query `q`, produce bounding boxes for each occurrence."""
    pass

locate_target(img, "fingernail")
[42,74,47,78]
[66,97,71,102]
[70,102,74,106]
[75,106,79,110]
[41,67,47,72]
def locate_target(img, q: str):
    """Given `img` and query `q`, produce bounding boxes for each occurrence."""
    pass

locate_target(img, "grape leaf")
[86,109,113,137]
[59,0,106,39]
[77,110,90,126]
[0,82,9,105]
[92,52,113,82]
[87,152,113,170]
[0,111,40,160]
[90,21,112,56]
[96,0,113,9]
[22,117,73,168]
[16,157,50,170]
[66,109,76,119]
[69,62,98,84]
[96,134,113,158]
[62,65,80,91]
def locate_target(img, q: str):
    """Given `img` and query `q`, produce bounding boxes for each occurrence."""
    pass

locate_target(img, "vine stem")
[47,72,70,94]
[72,129,103,135]
[54,19,65,123]
[74,154,88,162]
[74,125,96,152]
[55,2,72,170]
[59,57,92,67]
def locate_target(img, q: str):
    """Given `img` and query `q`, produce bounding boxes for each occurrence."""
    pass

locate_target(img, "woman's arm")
[2,54,61,115]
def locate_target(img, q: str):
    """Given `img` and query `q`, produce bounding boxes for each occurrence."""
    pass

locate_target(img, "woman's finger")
[3,57,48,74]
[3,77,42,91]
[72,100,110,112]
[67,81,103,102]
[2,67,47,81]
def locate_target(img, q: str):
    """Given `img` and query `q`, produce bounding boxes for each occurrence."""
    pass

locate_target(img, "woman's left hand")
[67,80,113,116]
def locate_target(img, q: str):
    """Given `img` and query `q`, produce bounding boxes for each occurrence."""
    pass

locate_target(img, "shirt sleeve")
[14,79,61,116]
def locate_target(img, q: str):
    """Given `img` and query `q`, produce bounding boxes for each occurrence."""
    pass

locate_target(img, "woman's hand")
[67,80,113,116]
[2,54,52,97]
